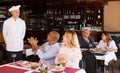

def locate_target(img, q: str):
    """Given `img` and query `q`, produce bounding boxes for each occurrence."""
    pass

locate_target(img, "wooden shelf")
[9,0,104,31]
[46,5,103,31]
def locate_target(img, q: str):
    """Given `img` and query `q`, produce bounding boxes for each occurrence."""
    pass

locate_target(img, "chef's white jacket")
[3,17,26,52]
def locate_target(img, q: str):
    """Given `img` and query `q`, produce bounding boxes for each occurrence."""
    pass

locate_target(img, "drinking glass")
[60,60,66,73]
[40,68,47,73]
[40,64,47,73]
[61,60,66,67]
[11,54,16,62]
[40,61,49,73]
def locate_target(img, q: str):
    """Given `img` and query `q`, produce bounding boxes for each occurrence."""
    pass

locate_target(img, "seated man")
[27,30,60,65]
[78,29,95,48]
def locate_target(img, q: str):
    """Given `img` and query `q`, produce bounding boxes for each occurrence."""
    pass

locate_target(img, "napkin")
[25,48,34,56]
[75,69,86,73]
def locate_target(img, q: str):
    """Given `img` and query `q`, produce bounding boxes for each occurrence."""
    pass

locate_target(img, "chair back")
[80,51,97,73]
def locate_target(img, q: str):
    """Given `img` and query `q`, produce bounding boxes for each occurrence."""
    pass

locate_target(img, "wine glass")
[11,54,17,62]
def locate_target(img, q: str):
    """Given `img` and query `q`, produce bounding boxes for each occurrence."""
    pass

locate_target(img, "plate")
[50,66,65,72]
[21,61,31,68]
[93,51,106,56]
[20,61,40,68]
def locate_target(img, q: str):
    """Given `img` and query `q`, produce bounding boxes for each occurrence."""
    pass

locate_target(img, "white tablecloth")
[75,69,86,73]
[95,51,117,65]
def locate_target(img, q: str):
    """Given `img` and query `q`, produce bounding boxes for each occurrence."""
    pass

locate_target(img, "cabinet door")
[0,6,7,31]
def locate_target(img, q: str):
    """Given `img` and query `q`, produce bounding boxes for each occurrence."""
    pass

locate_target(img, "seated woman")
[97,32,118,52]
[56,30,82,68]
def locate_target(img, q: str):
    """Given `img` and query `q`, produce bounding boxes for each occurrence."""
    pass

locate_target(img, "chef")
[3,5,26,63]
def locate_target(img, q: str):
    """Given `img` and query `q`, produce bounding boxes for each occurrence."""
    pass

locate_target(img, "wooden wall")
[0,32,4,42]
[104,1,120,32]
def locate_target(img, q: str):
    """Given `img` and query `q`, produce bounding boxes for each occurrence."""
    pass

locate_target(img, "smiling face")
[47,31,60,44]
[62,31,79,48]
[11,10,20,19]
[82,29,90,38]
[63,33,68,43]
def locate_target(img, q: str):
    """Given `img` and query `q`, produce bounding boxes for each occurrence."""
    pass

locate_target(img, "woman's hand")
[105,46,117,52]
[56,53,67,63]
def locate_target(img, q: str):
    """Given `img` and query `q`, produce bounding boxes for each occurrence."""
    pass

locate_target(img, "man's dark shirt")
[78,36,95,48]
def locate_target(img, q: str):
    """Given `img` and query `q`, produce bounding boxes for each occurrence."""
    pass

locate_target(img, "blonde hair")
[64,30,80,48]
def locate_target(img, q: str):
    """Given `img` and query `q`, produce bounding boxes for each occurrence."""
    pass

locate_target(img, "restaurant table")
[81,48,117,65]
[95,51,117,65]
[95,51,117,73]
[0,61,86,73]
[81,48,117,73]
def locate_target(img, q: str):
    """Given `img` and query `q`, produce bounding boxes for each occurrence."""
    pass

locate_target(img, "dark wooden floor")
[112,58,120,73]
[102,58,120,73]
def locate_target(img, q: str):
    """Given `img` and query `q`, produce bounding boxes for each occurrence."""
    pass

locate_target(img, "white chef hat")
[9,5,21,12]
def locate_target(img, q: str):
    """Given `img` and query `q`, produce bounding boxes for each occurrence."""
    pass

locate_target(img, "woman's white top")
[3,17,26,52]
[56,47,82,68]
[97,40,118,51]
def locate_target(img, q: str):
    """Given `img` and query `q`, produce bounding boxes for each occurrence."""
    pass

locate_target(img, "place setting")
[90,48,106,56]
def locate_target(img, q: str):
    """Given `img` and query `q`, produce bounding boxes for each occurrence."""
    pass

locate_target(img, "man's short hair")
[50,31,60,42]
